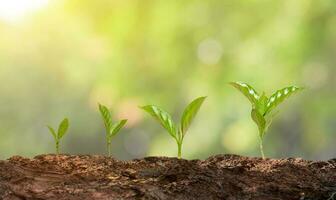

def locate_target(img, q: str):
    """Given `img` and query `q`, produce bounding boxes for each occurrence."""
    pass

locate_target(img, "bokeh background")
[0,0,335,160]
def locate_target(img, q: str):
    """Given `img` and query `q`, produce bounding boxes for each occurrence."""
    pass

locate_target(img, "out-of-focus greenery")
[0,0,335,160]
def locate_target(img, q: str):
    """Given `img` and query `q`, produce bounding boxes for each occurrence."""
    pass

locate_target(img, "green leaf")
[180,96,206,136]
[230,82,260,105]
[47,126,57,141]
[111,119,127,136]
[57,118,69,139]
[251,109,266,138]
[99,103,113,134]
[265,86,303,115]
[255,92,268,116]
[141,105,177,138]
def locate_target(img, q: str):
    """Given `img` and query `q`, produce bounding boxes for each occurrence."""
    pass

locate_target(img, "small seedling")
[98,103,127,156]
[47,118,69,155]
[230,82,303,159]
[141,96,206,159]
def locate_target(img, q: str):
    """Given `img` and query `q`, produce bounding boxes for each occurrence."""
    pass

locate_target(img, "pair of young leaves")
[98,104,127,156]
[48,118,69,154]
[230,82,303,139]
[141,96,206,158]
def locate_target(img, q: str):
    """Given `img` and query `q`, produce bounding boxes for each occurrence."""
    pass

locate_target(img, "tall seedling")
[141,96,206,159]
[99,104,127,156]
[230,82,303,159]
[47,118,69,155]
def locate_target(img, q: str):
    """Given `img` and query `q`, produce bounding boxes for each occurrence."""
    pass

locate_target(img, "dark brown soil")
[0,154,335,200]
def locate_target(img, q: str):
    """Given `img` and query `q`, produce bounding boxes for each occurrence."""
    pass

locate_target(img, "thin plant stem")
[56,140,59,155]
[107,141,111,157]
[259,137,265,159]
[177,131,183,159]
[177,142,182,159]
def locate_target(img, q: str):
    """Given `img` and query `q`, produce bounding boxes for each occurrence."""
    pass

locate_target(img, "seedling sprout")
[141,96,206,159]
[47,118,69,155]
[230,82,303,159]
[98,103,127,156]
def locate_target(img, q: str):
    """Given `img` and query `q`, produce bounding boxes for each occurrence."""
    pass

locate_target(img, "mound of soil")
[0,154,335,200]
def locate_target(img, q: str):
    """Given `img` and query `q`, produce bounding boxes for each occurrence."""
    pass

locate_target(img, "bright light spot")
[238,82,248,87]
[0,0,49,23]
[284,89,289,95]
[197,38,223,65]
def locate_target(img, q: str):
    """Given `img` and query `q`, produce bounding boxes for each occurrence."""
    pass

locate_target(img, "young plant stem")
[177,142,182,159]
[107,141,111,157]
[259,137,265,159]
[56,140,59,155]
[177,130,183,159]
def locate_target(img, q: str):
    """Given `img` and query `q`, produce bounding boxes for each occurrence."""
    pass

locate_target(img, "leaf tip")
[99,103,107,110]
[197,96,207,101]
[140,105,156,111]
[138,105,146,109]
[229,81,248,89]
[228,81,236,86]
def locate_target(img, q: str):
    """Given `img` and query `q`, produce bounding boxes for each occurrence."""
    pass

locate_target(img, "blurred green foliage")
[0,0,335,160]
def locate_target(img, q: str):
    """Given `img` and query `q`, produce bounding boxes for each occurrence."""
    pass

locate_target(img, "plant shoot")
[98,103,127,156]
[47,118,69,155]
[230,82,303,159]
[141,96,206,159]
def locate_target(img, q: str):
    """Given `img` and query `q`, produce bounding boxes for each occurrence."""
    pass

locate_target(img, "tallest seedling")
[230,82,303,159]
[141,96,206,159]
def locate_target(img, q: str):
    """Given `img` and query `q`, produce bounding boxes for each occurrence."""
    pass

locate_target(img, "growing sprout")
[141,96,206,159]
[98,103,127,156]
[230,82,303,159]
[47,118,69,155]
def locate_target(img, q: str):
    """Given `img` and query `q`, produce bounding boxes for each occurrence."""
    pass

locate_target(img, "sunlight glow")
[0,0,49,23]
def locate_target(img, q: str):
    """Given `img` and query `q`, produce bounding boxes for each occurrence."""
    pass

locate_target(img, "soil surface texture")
[0,154,335,200]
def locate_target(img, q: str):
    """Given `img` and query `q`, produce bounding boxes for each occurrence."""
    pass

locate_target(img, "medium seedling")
[47,118,69,155]
[141,96,206,159]
[230,82,303,159]
[98,103,127,156]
